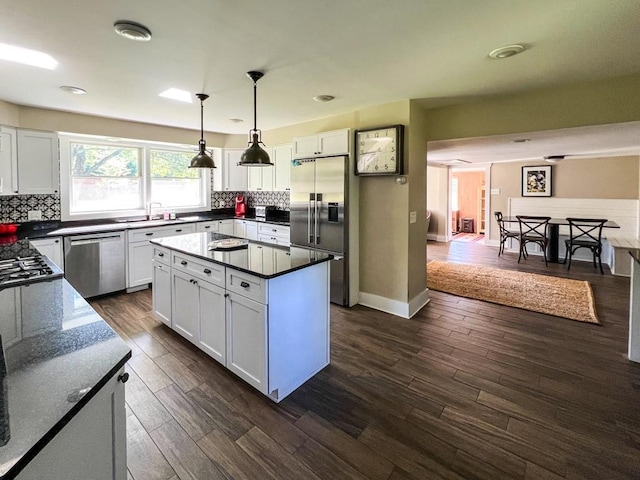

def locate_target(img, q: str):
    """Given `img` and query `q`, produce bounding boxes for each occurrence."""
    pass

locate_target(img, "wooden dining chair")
[494,211,519,257]
[516,215,551,265]
[563,218,608,274]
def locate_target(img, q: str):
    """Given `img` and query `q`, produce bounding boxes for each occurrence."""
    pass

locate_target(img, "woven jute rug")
[427,261,599,324]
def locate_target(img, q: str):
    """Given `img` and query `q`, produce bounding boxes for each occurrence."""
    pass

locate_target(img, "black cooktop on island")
[0,255,63,289]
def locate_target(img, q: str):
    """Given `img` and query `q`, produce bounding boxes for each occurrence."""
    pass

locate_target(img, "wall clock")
[355,125,404,176]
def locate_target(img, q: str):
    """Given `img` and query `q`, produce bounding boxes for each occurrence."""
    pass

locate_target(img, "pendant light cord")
[200,98,205,142]
[252,80,258,133]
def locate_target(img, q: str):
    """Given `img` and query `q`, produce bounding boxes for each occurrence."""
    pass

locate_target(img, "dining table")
[501,217,620,263]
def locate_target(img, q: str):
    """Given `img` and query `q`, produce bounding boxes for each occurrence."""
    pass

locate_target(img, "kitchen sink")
[126,219,182,227]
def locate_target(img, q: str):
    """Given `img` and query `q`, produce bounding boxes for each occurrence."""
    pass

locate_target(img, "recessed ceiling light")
[0,42,58,70]
[113,21,152,41]
[313,95,335,103]
[159,88,192,103]
[229,118,244,123]
[488,44,525,59]
[512,138,531,143]
[60,85,86,95]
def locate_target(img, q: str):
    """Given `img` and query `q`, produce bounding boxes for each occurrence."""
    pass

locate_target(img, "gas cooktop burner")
[0,255,64,288]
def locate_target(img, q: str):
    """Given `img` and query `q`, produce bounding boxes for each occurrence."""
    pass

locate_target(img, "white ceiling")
[0,0,639,136]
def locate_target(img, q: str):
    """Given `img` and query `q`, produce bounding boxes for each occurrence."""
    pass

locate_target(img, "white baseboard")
[358,288,430,319]
[427,233,448,242]
[484,239,499,247]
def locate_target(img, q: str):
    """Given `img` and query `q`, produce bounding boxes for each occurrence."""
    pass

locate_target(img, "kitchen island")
[0,270,131,479]
[150,232,332,402]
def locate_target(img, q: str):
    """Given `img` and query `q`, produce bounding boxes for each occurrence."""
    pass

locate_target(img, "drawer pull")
[240,281,250,288]
[158,252,164,257]
[175,229,182,232]
[203,225,210,229]
[181,260,188,266]
[204,268,211,274]
[118,373,129,383]
[146,232,154,236]
[224,293,229,298]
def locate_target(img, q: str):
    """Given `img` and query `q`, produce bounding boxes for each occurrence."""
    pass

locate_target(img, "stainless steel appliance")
[64,231,126,298]
[0,255,63,288]
[290,155,349,305]
[255,205,276,222]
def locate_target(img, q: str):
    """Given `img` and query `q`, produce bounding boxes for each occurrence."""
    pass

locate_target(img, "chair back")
[566,218,607,244]
[494,211,509,235]
[516,215,550,239]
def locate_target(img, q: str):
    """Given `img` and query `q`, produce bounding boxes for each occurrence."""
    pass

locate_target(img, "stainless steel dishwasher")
[63,231,126,298]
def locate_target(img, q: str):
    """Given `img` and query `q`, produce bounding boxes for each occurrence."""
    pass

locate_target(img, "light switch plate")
[409,211,417,224]
[27,210,42,221]
[490,188,500,195]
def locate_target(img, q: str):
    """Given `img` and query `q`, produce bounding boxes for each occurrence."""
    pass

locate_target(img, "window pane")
[150,179,202,207]
[150,149,199,179]
[71,143,140,177]
[71,178,143,212]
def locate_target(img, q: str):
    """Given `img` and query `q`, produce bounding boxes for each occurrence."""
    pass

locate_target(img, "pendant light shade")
[189,93,216,169]
[240,71,273,167]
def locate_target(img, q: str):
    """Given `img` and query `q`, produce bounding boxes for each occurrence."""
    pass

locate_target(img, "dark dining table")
[501,217,620,263]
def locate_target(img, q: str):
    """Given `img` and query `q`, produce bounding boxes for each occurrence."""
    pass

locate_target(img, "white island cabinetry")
[150,234,330,402]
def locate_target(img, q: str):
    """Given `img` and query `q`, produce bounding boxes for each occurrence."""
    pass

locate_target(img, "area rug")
[452,233,485,243]
[427,261,599,324]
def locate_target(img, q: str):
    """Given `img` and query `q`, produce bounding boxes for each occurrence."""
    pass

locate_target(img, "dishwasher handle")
[68,234,123,246]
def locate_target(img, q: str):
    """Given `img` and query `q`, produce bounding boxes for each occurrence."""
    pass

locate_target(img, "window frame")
[60,134,210,221]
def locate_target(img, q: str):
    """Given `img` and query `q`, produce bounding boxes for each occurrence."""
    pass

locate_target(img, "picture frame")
[355,125,404,176]
[521,165,552,197]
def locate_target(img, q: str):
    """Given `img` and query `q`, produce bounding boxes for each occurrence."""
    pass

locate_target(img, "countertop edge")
[1,350,132,480]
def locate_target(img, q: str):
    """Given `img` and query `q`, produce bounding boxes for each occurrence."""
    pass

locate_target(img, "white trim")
[427,233,449,242]
[358,288,430,319]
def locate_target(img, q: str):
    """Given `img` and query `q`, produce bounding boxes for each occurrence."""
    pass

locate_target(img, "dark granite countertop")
[151,232,332,279]
[0,278,131,478]
[15,209,289,240]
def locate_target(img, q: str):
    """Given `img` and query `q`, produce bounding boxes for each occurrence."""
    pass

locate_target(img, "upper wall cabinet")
[247,147,274,192]
[292,129,350,159]
[223,149,248,191]
[17,129,60,195]
[272,144,292,192]
[0,127,59,196]
[0,126,18,195]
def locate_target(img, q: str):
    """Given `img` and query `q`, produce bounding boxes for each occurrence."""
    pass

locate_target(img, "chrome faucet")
[147,202,162,220]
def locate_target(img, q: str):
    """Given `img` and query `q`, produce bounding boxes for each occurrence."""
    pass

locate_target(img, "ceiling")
[0,1,639,135]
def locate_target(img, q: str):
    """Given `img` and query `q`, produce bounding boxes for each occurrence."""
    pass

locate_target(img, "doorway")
[449,169,486,243]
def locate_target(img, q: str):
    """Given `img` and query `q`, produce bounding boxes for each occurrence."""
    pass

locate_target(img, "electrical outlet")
[491,188,500,195]
[409,211,417,224]
[27,210,42,221]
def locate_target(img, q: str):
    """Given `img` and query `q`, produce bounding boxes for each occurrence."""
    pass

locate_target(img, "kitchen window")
[60,135,210,220]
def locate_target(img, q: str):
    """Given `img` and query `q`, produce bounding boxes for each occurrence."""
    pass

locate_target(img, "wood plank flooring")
[90,241,640,480]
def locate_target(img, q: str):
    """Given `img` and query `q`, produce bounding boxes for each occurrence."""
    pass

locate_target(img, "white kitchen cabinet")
[223,149,248,191]
[234,219,258,240]
[272,144,292,192]
[226,292,267,393]
[248,149,274,191]
[30,237,64,270]
[127,223,195,291]
[17,129,60,195]
[292,129,349,159]
[197,221,219,232]
[218,219,235,235]
[171,269,200,343]
[152,260,172,327]
[258,223,290,246]
[16,367,127,480]
[197,278,226,364]
[0,126,18,195]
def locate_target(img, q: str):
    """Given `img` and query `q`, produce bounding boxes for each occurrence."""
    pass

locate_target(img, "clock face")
[356,125,403,175]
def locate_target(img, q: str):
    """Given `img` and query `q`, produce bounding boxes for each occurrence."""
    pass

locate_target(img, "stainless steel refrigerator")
[290,155,349,305]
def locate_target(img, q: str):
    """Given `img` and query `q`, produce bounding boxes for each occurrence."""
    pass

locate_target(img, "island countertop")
[0,278,131,478]
[151,232,333,279]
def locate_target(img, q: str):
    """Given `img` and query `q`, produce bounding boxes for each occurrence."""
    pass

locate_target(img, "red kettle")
[235,195,246,217]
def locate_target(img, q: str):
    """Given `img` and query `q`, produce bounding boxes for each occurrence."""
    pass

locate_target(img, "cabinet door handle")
[204,268,211,274]
[54,239,59,243]
[224,293,229,298]
[193,280,198,285]
[146,232,154,236]
[240,281,250,288]
[118,373,130,383]
[181,260,188,266]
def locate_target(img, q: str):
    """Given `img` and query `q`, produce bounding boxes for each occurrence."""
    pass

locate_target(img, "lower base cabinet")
[16,367,126,480]
[152,260,171,327]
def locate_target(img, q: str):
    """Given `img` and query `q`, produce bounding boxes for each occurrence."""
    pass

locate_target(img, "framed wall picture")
[355,125,404,176]
[522,165,552,197]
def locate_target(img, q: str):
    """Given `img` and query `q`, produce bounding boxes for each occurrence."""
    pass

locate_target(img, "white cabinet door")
[30,237,64,270]
[0,126,18,195]
[226,292,268,394]
[152,261,172,327]
[128,241,153,287]
[234,219,247,238]
[272,144,292,192]
[223,149,248,191]
[17,129,59,194]
[171,270,199,343]
[318,129,349,156]
[293,135,318,158]
[197,279,226,364]
[245,221,258,241]
[218,219,234,235]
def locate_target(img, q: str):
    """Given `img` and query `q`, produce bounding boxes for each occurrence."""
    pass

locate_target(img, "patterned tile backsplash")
[0,194,61,223]
[0,190,290,223]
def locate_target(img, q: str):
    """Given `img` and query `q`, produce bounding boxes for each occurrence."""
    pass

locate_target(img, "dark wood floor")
[91,241,640,480]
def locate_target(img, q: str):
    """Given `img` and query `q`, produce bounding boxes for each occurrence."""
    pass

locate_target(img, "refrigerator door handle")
[308,193,315,243]
[315,193,322,244]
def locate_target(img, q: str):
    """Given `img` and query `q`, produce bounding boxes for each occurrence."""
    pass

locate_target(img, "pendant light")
[189,93,216,169]
[240,71,273,167]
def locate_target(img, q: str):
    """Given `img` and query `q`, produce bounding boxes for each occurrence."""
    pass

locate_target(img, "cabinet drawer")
[197,221,218,232]
[172,253,225,287]
[153,246,170,265]
[129,223,195,242]
[258,224,290,238]
[226,269,267,304]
